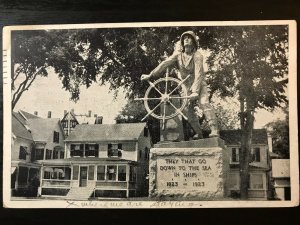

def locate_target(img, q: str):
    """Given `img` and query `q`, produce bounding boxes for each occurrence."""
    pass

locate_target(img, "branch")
[12,66,46,109]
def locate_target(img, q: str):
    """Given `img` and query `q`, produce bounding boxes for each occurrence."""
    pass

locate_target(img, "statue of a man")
[141,31,219,139]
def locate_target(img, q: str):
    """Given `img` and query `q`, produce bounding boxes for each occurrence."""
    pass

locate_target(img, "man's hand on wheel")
[189,92,199,101]
[141,74,151,81]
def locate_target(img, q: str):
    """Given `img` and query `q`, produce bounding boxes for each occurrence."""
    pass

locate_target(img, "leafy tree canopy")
[265,106,289,158]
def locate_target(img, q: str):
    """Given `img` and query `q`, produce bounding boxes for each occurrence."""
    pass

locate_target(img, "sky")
[14,68,286,127]
[14,69,127,124]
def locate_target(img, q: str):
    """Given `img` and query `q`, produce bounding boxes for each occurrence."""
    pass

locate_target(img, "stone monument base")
[149,137,229,200]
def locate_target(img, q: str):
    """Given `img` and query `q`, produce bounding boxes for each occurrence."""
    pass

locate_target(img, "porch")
[39,159,138,198]
[11,161,41,197]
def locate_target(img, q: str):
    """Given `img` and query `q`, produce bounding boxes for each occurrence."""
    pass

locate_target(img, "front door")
[79,166,88,187]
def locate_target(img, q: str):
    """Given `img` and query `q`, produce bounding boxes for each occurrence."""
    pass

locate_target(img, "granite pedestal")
[149,137,229,200]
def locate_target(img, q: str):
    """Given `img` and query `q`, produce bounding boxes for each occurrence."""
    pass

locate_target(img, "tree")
[115,98,240,144]
[12,28,187,109]
[115,100,160,144]
[265,106,289,158]
[198,26,288,199]
[11,29,91,109]
[12,30,51,109]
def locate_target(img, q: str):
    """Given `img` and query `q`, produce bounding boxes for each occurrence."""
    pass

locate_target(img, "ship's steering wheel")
[135,71,192,129]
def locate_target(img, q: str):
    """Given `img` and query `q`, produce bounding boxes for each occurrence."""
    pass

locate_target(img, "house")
[60,109,103,136]
[38,123,151,199]
[271,159,290,200]
[220,129,271,200]
[11,111,65,197]
[11,111,39,196]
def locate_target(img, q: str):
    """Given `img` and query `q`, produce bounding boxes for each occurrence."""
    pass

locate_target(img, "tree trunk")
[239,99,254,200]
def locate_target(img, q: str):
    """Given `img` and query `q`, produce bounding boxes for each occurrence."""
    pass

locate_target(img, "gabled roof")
[12,112,33,141]
[27,118,61,142]
[61,111,79,124]
[220,129,268,145]
[65,123,147,142]
[19,110,40,119]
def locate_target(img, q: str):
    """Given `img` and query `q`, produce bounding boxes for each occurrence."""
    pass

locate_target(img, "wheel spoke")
[165,72,168,95]
[168,101,188,120]
[169,95,193,99]
[141,101,163,121]
[162,102,167,130]
[148,81,164,96]
[167,75,191,96]
[135,97,161,101]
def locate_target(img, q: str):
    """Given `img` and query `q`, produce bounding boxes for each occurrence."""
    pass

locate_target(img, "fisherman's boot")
[203,108,219,137]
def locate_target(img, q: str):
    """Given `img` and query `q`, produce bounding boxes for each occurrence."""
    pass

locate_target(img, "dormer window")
[251,148,261,162]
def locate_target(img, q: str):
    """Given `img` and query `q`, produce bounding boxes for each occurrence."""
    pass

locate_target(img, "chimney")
[95,116,103,124]
[34,111,38,116]
[47,111,52,118]
[88,110,92,117]
[64,110,67,116]
[71,109,74,114]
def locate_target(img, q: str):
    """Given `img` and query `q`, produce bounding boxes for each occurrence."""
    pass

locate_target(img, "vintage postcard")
[2,21,298,208]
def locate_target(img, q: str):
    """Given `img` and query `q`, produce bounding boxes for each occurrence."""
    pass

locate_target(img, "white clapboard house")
[38,123,151,199]
[220,129,271,200]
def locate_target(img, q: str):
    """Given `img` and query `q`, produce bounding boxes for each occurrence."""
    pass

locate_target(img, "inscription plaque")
[149,139,229,199]
[157,156,217,191]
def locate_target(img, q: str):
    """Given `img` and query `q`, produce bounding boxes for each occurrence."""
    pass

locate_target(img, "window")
[251,148,261,162]
[88,166,95,180]
[72,165,79,180]
[250,174,264,189]
[70,144,84,157]
[97,165,106,180]
[53,131,59,143]
[52,171,58,179]
[53,149,59,159]
[19,146,28,160]
[118,165,126,181]
[53,148,64,159]
[129,166,136,182]
[231,148,240,163]
[86,144,99,157]
[45,149,52,159]
[71,121,77,128]
[44,171,51,179]
[59,150,64,159]
[107,165,117,181]
[108,144,122,157]
[34,148,44,160]
[118,144,122,150]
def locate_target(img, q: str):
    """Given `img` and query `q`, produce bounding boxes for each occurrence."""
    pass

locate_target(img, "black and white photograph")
[2,21,298,208]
